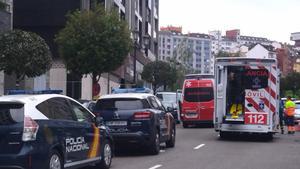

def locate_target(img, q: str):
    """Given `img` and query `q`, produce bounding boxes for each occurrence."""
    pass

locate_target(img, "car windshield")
[156,93,177,103]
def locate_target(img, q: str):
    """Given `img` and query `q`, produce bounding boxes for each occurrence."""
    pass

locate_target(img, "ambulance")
[214,57,280,139]
[181,74,214,128]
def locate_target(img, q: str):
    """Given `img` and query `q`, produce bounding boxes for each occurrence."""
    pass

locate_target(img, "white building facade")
[159,31,213,74]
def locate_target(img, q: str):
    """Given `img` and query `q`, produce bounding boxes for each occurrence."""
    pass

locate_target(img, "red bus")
[180,74,214,128]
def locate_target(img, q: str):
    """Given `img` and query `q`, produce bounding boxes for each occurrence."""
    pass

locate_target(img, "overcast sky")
[159,0,300,43]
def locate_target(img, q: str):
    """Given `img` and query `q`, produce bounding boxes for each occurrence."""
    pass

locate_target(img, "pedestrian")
[284,96,296,134]
[279,99,285,134]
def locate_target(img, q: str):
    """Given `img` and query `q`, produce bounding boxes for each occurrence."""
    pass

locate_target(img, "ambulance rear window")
[243,69,269,89]
[184,87,214,102]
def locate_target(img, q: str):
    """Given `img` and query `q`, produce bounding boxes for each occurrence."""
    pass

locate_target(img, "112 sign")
[245,112,268,125]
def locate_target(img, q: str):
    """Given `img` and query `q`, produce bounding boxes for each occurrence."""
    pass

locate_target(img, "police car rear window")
[0,103,24,125]
[95,98,150,111]
[184,87,214,102]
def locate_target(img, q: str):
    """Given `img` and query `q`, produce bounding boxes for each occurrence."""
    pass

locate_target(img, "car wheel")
[148,130,160,155]
[97,140,112,169]
[48,150,62,169]
[166,126,176,148]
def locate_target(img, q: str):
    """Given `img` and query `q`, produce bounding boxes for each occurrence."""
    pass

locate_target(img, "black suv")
[0,94,113,169]
[93,93,176,155]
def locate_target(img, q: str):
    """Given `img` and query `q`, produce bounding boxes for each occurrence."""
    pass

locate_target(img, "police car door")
[243,66,270,126]
[68,100,100,163]
[47,97,85,164]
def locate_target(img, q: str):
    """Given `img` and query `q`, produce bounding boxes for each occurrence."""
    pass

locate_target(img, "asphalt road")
[109,125,300,169]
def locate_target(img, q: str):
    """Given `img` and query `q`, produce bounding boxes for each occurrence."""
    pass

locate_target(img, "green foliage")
[55,5,132,83]
[0,1,6,11]
[141,61,177,93]
[0,30,52,83]
[216,51,240,58]
[280,72,300,98]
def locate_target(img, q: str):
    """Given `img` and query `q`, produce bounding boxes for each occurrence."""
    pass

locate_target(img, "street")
[110,125,300,169]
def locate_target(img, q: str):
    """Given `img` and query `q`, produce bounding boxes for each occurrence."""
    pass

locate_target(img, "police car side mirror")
[95,116,104,126]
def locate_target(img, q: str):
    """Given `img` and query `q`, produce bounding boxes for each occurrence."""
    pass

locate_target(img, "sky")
[159,0,300,43]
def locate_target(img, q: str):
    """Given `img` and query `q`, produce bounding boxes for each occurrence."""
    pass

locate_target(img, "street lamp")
[133,28,139,86]
[143,34,150,56]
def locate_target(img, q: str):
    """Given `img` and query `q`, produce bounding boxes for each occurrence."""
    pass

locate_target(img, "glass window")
[243,69,269,89]
[69,100,94,123]
[149,97,160,109]
[95,98,149,111]
[47,98,75,121]
[184,87,214,102]
[0,103,24,124]
[36,101,53,118]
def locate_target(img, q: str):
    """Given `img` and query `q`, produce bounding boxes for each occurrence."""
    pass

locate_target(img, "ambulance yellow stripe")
[88,124,100,158]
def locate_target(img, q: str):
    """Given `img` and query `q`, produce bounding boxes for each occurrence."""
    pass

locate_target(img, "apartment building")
[159,27,213,74]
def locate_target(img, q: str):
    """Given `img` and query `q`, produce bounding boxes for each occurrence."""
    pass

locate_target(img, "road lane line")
[193,144,205,150]
[149,164,162,169]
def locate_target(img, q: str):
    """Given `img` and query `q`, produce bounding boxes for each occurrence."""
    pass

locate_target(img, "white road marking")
[160,150,165,153]
[193,144,205,150]
[149,164,162,169]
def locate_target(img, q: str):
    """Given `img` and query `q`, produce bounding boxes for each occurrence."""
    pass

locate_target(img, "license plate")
[106,121,127,126]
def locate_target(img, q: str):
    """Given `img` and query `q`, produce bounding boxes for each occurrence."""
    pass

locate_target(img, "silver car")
[294,100,300,121]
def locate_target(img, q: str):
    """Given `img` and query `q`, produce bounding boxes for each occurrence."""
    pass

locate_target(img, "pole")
[133,41,137,86]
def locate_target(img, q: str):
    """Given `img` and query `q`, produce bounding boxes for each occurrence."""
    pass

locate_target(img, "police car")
[0,94,113,169]
[93,90,176,155]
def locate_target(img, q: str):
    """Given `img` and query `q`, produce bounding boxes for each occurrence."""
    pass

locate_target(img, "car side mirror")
[95,116,104,126]
[167,107,173,112]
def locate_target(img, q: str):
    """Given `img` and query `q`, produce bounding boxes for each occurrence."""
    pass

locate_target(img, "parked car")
[0,94,113,169]
[156,92,179,122]
[93,93,176,155]
[78,99,97,111]
[294,100,300,123]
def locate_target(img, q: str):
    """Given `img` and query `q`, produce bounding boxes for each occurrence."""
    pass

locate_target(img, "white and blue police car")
[0,93,113,169]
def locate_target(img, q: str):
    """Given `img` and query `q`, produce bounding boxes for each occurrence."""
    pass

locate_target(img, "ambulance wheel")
[97,139,112,169]
[48,150,62,169]
[219,131,229,139]
[182,122,188,128]
[265,133,273,141]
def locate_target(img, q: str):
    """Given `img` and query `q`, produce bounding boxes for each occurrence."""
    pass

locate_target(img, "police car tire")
[97,140,112,169]
[166,126,176,148]
[48,150,62,169]
[148,130,160,155]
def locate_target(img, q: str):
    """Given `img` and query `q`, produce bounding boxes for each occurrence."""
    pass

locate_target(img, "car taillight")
[134,112,152,120]
[22,116,39,142]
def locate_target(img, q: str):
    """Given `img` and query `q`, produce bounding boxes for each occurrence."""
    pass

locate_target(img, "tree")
[0,30,52,87]
[280,72,300,98]
[55,5,132,96]
[141,61,177,93]
[0,1,6,11]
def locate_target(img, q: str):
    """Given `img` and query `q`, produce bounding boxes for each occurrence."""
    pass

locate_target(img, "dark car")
[93,93,176,155]
[156,92,180,122]
[0,94,113,169]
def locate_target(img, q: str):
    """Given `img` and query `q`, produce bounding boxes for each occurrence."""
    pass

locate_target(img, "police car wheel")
[166,126,176,148]
[148,130,160,155]
[97,140,112,169]
[48,150,62,169]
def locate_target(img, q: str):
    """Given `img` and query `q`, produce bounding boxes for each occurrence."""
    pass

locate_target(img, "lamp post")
[133,28,139,86]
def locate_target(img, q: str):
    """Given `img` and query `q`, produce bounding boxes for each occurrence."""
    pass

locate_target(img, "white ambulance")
[214,57,280,139]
